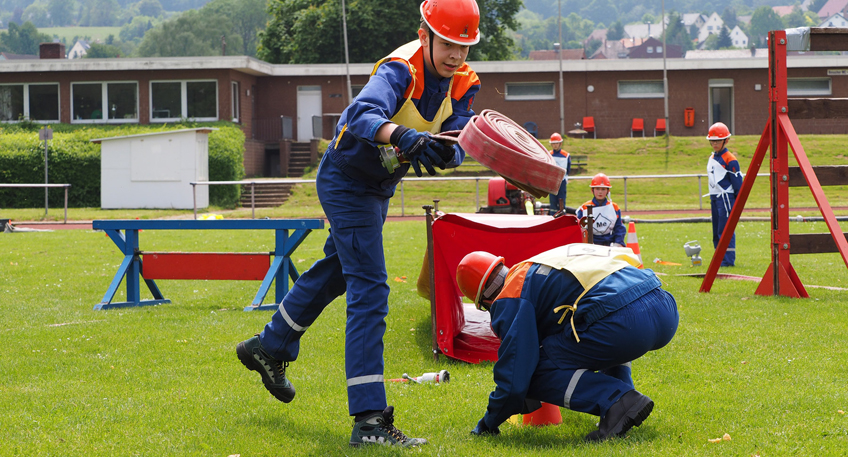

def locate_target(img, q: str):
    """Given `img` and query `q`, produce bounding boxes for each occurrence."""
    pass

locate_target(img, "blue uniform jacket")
[713,148,743,194]
[326,61,479,194]
[576,198,626,246]
[482,264,662,430]
[551,149,571,176]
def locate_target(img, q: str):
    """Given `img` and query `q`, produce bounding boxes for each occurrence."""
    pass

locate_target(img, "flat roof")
[3,54,848,77]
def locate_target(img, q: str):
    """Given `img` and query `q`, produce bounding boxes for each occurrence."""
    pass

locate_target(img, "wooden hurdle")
[92,219,324,311]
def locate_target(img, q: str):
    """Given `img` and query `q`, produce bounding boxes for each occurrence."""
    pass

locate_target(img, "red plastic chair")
[631,118,645,138]
[654,118,667,137]
[582,116,596,139]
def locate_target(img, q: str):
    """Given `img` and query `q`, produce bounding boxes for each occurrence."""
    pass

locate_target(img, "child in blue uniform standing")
[576,173,626,247]
[706,122,743,266]
[548,132,571,215]
[236,0,481,448]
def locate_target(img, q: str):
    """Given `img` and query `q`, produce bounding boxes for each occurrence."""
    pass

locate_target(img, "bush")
[0,122,245,208]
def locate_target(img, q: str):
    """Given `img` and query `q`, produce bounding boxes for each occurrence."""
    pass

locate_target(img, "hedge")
[0,122,245,208]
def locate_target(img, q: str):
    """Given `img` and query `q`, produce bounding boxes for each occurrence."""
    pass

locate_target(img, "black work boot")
[236,335,296,403]
[585,390,653,442]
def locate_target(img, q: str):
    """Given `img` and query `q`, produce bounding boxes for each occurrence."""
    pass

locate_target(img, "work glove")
[390,125,447,177]
[470,418,500,436]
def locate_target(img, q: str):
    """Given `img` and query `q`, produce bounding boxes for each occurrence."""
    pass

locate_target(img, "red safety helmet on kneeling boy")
[420,0,480,46]
[456,251,505,310]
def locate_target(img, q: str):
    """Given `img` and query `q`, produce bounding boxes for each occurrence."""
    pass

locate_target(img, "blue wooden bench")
[93,219,324,311]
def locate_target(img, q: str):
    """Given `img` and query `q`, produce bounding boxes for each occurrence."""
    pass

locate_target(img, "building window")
[231,81,240,123]
[352,85,365,98]
[0,83,59,122]
[71,81,138,123]
[647,47,654,53]
[504,82,555,101]
[788,78,831,96]
[150,80,218,122]
[618,80,664,98]
[656,46,662,53]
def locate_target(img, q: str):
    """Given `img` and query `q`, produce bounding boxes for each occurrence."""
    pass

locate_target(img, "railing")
[251,116,294,142]
[192,173,770,219]
[0,183,71,223]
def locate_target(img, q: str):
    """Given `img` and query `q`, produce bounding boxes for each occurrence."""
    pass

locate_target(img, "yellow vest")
[525,243,642,341]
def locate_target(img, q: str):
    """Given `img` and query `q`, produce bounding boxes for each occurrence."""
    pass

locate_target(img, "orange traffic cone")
[626,221,643,267]
[522,402,563,426]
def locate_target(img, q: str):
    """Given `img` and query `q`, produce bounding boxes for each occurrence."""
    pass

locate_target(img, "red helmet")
[706,122,731,140]
[550,133,563,143]
[590,173,611,188]
[456,251,505,309]
[420,0,480,46]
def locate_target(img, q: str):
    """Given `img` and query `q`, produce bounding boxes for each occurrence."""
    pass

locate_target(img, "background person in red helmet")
[456,245,678,441]
[706,122,743,267]
[547,132,571,215]
[236,0,481,448]
[576,173,626,247]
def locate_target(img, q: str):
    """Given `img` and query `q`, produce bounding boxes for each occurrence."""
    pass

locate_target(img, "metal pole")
[192,183,197,220]
[401,180,405,216]
[475,177,480,210]
[63,186,68,223]
[698,176,703,210]
[341,0,353,104]
[662,0,669,143]
[557,0,565,134]
[251,182,256,219]
[623,177,628,211]
[423,205,439,361]
[44,136,48,217]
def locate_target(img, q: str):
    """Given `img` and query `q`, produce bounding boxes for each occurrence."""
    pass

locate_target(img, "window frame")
[787,77,832,97]
[149,79,219,123]
[0,82,60,123]
[504,82,556,101]
[617,80,665,99]
[70,80,139,124]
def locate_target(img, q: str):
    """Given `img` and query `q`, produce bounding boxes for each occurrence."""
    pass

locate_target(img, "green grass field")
[2,133,848,454]
[2,218,848,455]
[41,26,123,44]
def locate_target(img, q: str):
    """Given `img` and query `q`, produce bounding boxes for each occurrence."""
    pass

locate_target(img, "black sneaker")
[585,390,653,442]
[236,335,295,403]
[349,406,427,447]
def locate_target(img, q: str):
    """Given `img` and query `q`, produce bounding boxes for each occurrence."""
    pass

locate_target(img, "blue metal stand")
[92,219,324,311]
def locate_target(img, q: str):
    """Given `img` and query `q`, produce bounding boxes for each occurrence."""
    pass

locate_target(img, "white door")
[297,86,322,142]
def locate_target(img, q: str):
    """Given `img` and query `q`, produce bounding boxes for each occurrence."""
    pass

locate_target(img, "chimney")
[39,42,66,59]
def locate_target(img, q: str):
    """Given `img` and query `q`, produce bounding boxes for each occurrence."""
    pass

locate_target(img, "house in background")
[624,22,663,40]
[529,49,586,60]
[817,0,848,19]
[682,13,707,31]
[730,26,749,48]
[772,5,799,17]
[0,52,38,61]
[589,40,629,59]
[67,40,91,59]
[627,37,683,59]
[698,13,724,43]
[819,11,848,27]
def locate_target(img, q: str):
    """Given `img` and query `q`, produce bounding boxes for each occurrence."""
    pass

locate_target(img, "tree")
[721,7,737,30]
[749,5,784,47]
[22,3,50,27]
[605,21,624,41]
[662,12,693,52]
[716,26,732,49]
[783,7,815,28]
[0,22,52,55]
[137,0,164,17]
[120,16,157,43]
[81,0,119,26]
[48,0,76,26]
[136,9,242,57]
[85,42,122,57]
[203,0,267,57]
[258,0,521,64]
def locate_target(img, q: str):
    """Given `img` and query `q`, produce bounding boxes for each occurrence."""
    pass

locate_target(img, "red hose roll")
[458,110,565,198]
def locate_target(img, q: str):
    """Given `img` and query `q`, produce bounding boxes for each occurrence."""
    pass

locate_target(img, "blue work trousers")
[260,153,391,416]
[527,288,679,419]
[548,179,568,215]
[710,193,736,266]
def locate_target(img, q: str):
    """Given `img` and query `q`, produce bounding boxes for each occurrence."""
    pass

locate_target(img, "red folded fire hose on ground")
[455,110,565,198]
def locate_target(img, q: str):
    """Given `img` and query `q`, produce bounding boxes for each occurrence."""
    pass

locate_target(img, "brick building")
[2,44,847,177]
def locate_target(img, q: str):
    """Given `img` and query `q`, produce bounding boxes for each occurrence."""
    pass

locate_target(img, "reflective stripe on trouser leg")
[563,369,586,409]
[260,228,347,361]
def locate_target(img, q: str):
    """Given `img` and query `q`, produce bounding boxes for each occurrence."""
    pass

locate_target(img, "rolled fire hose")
[458,109,565,198]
